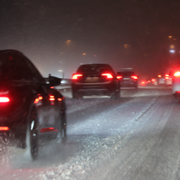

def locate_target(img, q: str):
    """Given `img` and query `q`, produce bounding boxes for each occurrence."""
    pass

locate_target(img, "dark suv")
[71,64,120,99]
[0,49,66,160]
[117,70,138,88]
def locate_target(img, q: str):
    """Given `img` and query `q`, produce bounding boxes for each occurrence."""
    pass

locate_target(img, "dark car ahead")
[117,70,138,88]
[71,64,120,99]
[0,49,66,160]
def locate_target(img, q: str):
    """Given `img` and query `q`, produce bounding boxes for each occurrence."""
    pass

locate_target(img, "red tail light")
[174,71,180,77]
[142,81,146,85]
[165,74,169,80]
[116,75,122,80]
[0,97,10,103]
[40,127,58,133]
[131,75,138,80]
[49,95,55,101]
[101,73,113,79]
[0,126,9,131]
[34,96,43,104]
[72,73,83,80]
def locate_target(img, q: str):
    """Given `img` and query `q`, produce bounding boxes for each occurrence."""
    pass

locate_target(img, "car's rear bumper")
[72,81,119,96]
[121,81,137,87]
[0,115,26,142]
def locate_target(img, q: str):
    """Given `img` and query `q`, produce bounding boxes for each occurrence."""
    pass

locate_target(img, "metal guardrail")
[56,78,71,90]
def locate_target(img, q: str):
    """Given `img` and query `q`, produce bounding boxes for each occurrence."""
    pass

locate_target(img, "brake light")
[131,75,138,80]
[49,95,55,101]
[174,71,180,77]
[0,126,9,131]
[40,127,58,133]
[34,96,43,104]
[0,97,10,103]
[72,73,83,80]
[142,81,146,85]
[102,73,113,79]
[165,74,169,80]
[116,75,122,80]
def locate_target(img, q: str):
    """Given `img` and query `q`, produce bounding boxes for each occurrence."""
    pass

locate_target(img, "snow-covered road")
[1,86,180,180]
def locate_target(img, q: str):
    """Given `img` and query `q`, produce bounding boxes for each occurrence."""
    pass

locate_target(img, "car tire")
[57,112,67,143]
[72,91,82,100]
[25,105,39,161]
[111,90,120,100]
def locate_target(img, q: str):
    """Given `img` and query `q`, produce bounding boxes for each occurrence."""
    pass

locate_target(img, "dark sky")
[0,0,180,79]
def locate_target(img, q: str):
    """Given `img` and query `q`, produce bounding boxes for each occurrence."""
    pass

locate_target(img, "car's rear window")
[118,71,135,76]
[0,54,20,80]
[77,64,113,74]
[0,53,32,81]
[0,51,45,83]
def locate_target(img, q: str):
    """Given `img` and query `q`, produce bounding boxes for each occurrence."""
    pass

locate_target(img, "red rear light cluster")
[101,73,113,79]
[49,95,55,101]
[0,126,9,131]
[141,81,146,85]
[131,75,138,80]
[34,96,43,104]
[72,73,83,80]
[49,95,55,105]
[116,75,122,80]
[0,97,10,103]
[174,71,180,77]
[58,96,64,102]
[40,127,58,133]
[165,74,169,80]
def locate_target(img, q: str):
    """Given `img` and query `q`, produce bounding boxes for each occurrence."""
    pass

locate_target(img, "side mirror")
[45,74,62,86]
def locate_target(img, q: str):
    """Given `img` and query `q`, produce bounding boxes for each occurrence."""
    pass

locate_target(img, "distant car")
[0,49,67,160]
[117,70,138,88]
[157,74,172,86]
[71,64,120,99]
[171,69,180,102]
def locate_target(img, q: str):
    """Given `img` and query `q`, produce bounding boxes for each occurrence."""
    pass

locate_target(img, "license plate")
[123,78,130,80]
[85,77,99,82]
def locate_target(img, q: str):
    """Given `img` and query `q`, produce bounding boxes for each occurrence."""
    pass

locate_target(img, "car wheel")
[174,93,180,103]
[111,90,120,99]
[57,112,67,143]
[25,106,39,161]
[72,90,78,99]
[72,91,82,100]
